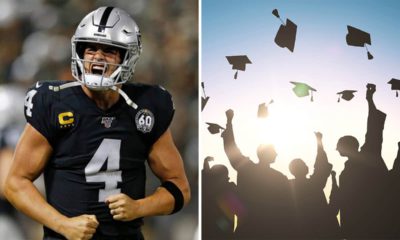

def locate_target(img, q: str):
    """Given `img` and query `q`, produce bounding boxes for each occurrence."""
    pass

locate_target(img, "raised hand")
[225,109,234,122]
[314,131,323,140]
[205,156,214,163]
[221,109,234,138]
[366,83,376,100]
[204,156,214,169]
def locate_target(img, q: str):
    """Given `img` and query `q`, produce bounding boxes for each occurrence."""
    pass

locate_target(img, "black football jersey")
[24,80,174,238]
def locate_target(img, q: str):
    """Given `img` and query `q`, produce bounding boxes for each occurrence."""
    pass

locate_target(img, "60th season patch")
[135,109,154,133]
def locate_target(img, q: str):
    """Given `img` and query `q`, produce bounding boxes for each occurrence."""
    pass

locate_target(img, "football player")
[4,6,191,240]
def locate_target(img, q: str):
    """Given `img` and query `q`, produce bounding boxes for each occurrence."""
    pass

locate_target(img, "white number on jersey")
[24,89,37,117]
[138,114,152,127]
[85,139,122,202]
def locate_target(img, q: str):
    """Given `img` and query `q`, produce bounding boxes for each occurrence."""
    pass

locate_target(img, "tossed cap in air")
[226,55,252,79]
[272,9,297,52]
[290,81,317,101]
[257,100,274,118]
[388,78,400,97]
[346,25,373,60]
[206,122,225,134]
[337,90,357,102]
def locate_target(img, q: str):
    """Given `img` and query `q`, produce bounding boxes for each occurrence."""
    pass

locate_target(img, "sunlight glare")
[255,103,317,175]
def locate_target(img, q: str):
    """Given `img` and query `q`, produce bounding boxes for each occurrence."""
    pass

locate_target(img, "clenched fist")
[60,214,98,240]
[106,193,140,221]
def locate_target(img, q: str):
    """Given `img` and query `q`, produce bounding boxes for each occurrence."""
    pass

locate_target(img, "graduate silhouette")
[289,132,340,239]
[202,156,236,239]
[336,84,390,238]
[221,109,294,239]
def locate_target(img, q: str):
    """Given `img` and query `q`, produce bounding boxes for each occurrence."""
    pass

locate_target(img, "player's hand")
[60,214,98,240]
[106,193,139,221]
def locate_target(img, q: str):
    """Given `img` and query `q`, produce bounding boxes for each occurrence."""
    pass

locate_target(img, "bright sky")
[200,0,400,197]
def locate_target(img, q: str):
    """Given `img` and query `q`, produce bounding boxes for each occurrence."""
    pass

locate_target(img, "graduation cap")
[290,81,317,101]
[272,9,297,52]
[337,90,357,102]
[201,82,210,111]
[257,100,274,118]
[206,122,225,134]
[346,25,373,60]
[388,78,400,97]
[226,55,252,79]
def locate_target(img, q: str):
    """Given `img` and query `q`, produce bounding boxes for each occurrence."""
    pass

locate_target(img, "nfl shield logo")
[101,117,115,128]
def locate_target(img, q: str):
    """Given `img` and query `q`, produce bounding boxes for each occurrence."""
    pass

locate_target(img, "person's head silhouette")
[210,164,230,183]
[336,135,360,157]
[257,144,277,166]
[289,158,309,179]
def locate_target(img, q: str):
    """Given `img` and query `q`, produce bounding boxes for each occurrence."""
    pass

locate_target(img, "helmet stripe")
[97,6,114,32]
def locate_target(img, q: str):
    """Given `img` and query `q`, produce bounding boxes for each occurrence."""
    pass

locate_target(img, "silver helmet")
[71,6,142,90]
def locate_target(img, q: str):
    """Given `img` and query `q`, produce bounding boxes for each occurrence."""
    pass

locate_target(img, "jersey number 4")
[85,139,122,202]
[24,89,37,117]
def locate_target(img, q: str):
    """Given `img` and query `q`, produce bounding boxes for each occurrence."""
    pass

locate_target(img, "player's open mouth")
[91,64,107,75]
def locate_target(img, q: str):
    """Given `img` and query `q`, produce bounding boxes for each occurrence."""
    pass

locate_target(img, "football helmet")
[71,6,142,90]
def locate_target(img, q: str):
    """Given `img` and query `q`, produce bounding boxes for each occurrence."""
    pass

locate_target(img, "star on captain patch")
[101,117,115,128]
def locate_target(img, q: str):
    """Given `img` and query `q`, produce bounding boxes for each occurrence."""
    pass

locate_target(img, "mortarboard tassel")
[234,70,238,79]
[272,9,285,26]
[365,45,373,60]
[338,96,340,102]
[272,9,280,18]
[311,91,314,102]
[397,90,398,97]
[367,51,373,60]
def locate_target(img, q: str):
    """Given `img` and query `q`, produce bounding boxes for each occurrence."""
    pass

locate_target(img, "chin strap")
[110,86,138,109]
[48,81,82,91]
[48,81,138,109]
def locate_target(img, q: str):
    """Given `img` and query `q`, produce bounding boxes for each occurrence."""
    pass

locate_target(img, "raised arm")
[366,83,377,111]
[361,84,388,171]
[4,124,99,240]
[203,156,214,172]
[328,171,340,216]
[310,132,332,189]
[221,109,248,171]
[391,142,400,174]
[107,129,191,221]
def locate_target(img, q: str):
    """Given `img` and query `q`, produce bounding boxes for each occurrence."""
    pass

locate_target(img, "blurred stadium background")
[0,0,198,239]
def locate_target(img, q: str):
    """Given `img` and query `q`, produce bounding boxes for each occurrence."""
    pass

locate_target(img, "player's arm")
[107,129,190,221]
[4,124,98,239]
